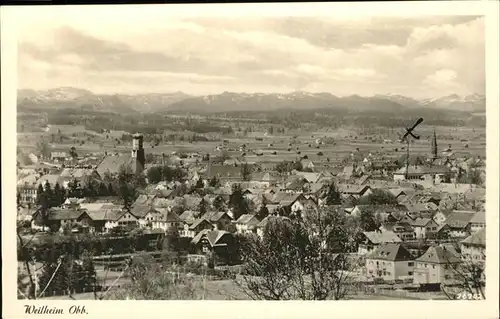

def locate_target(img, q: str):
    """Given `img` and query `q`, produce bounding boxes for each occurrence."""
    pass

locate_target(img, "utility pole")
[401,118,424,180]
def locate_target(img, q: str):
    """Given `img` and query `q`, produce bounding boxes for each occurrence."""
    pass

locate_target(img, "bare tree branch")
[37,259,63,298]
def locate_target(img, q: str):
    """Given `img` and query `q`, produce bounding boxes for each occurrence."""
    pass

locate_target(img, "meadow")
[17,123,486,168]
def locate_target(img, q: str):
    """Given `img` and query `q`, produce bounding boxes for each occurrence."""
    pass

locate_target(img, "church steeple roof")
[431,128,438,160]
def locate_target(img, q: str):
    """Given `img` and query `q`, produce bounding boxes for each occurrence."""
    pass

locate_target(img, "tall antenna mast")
[401,118,424,180]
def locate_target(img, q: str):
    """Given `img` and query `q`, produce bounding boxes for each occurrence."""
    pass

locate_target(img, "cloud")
[16,15,485,98]
[424,69,458,84]
[336,68,379,78]
[422,69,462,94]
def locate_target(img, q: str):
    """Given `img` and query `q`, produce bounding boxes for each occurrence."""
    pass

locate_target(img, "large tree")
[35,183,52,230]
[36,139,51,159]
[237,207,359,300]
[198,198,208,217]
[240,163,253,181]
[69,146,78,159]
[325,182,342,206]
[213,196,226,212]
[117,165,139,210]
[146,166,163,184]
[359,209,379,231]
[357,189,398,205]
[208,176,220,188]
[106,253,197,300]
[68,178,83,198]
[229,184,248,220]
[52,182,66,207]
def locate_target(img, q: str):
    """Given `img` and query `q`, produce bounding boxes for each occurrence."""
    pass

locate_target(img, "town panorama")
[16,13,487,301]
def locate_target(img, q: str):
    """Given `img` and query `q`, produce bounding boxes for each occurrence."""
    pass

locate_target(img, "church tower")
[131,133,145,174]
[430,128,438,160]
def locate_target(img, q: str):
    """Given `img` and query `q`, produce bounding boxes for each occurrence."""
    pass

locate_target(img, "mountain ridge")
[17,87,486,113]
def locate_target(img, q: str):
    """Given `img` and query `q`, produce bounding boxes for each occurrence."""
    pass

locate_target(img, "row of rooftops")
[366,243,463,264]
[365,227,485,264]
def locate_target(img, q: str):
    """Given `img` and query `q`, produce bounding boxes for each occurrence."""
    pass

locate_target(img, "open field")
[18,124,486,165]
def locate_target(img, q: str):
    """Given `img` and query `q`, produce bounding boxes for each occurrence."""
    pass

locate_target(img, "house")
[59,168,101,185]
[31,208,90,233]
[387,188,408,200]
[358,231,402,255]
[155,189,176,199]
[432,210,452,226]
[300,159,315,171]
[213,188,232,201]
[404,203,438,219]
[252,172,279,186]
[104,210,139,232]
[234,214,260,234]
[284,175,309,192]
[200,211,233,230]
[307,183,329,197]
[179,210,198,226]
[130,205,153,223]
[460,228,486,264]
[17,181,39,205]
[468,211,485,233]
[207,165,243,183]
[364,243,414,281]
[51,152,68,162]
[403,193,441,207]
[181,218,214,238]
[132,194,157,208]
[409,218,439,239]
[268,192,311,215]
[84,207,123,233]
[62,197,88,209]
[413,246,462,285]
[255,215,270,239]
[337,184,372,198]
[393,165,451,183]
[96,154,136,176]
[463,188,486,209]
[295,172,328,184]
[150,208,182,232]
[379,223,415,241]
[191,230,237,265]
[340,164,355,179]
[439,210,476,238]
[349,205,408,221]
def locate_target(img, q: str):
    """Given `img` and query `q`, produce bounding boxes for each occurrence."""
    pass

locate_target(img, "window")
[432,227,436,231]
[408,272,413,276]
[432,265,435,269]
[408,262,414,267]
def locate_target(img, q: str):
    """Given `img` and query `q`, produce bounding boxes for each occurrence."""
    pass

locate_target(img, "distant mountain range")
[17,87,193,113]
[17,87,486,114]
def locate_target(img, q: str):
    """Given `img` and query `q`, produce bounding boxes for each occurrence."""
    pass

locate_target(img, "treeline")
[29,179,118,213]
[44,110,234,135]
[146,165,188,184]
[219,108,478,129]
[17,232,164,263]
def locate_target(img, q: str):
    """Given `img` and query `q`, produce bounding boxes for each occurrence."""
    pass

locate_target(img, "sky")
[15,6,485,99]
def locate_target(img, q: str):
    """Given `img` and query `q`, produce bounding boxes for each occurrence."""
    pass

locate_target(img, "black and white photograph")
[2,2,499,317]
